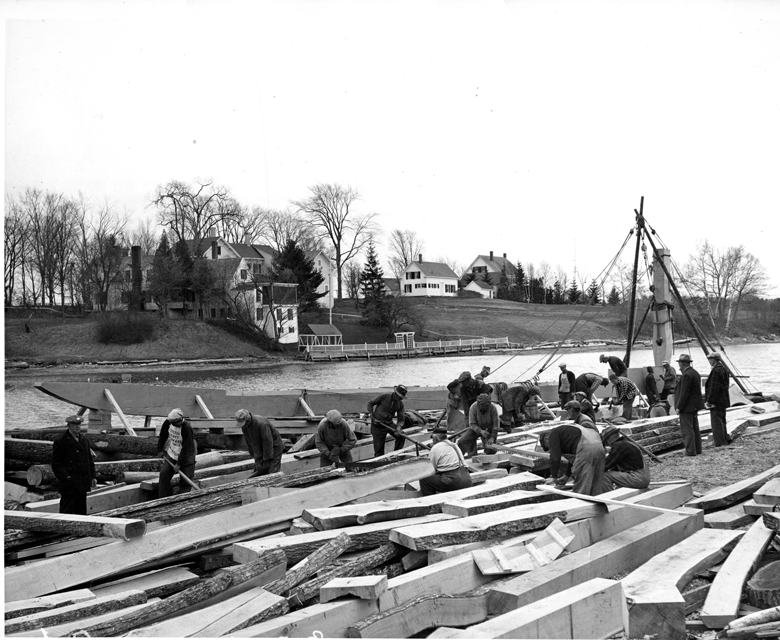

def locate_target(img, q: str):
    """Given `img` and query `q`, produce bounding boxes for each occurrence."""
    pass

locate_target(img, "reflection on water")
[5,342,779,431]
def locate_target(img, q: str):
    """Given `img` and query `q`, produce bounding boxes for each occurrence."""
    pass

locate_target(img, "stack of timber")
[6,434,780,638]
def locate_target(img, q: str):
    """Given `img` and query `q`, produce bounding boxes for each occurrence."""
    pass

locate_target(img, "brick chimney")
[490,251,493,261]
[211,240,218,260]
[418,254,423,263]
[503,253,507,259]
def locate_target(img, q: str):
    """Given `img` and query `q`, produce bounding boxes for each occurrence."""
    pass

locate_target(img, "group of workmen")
[52,350,732,513]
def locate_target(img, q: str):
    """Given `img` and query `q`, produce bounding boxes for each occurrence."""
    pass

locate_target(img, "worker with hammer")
[367,384,408,458]
[156,408,198,498]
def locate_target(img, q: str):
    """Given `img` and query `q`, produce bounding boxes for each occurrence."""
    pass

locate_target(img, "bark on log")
[9,430,160,456]
[5,589,146,634]
[3,511,146,540]
[725,621,780,638]
[726,605,780,630]
[4,589,96,621]
[288,543,401,607]
[4,438,54,464]
[66,549,287,637]
[746,561,780,608]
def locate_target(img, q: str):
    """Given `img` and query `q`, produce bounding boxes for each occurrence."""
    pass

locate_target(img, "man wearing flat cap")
[705,352,731,447]
[236,409,284,476]
[674,354,705,456]
[419,426,473,496]
[315,409,357,467]
[601,426,650,492]
[565,400,597,430]
[367,385,408,459]
[558,363,576,409]
[52,415,96,514]
[660,360,677,402]
[157,408,197,498]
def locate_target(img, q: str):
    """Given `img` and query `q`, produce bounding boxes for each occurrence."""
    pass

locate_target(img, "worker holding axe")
[156,408,198,498]
[367,384,408,458]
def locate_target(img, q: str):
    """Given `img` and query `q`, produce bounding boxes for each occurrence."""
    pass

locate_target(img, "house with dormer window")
[462,251,518,298]
[401,255,459,297]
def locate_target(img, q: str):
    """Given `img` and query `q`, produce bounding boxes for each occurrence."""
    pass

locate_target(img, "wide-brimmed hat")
[707,352,722,360]
[394,385,408,397]
[601,425,622,444]
[677,354,692,363]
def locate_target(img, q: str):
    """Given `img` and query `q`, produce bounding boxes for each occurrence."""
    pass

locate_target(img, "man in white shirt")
[419,426,473,496]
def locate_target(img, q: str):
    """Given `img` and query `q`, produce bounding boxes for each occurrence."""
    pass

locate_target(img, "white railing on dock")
[306,337,509,353]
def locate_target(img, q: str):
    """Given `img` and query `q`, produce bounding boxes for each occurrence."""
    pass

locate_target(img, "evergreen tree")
[552,280,564,304]
[607,285,621,305]
[173,238,194,290]
[359,242,388,326]
[497,265,511,300]
[586,279,601,305]
[513,261,527,302]
[148,231,182,316]
[272,240,325,313]
[567,277,581,304]
[530,277,546,304]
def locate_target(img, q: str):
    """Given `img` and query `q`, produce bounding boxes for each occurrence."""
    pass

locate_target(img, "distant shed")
[299,324,343,351]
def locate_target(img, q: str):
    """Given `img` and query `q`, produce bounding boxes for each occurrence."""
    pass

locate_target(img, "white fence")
[307,337,509,353]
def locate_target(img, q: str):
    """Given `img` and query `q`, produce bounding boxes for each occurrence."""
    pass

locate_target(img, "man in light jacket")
[315,409,357,467]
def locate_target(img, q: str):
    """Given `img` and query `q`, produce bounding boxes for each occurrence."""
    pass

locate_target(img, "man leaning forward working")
[367,385,407,459]
[52,415,96,515]
[419,426,473,496]
[315,409,357,467]
[156,408,197,498]
[235,409,284,476]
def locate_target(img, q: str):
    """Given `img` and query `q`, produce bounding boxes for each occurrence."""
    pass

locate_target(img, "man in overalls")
[540,421,606,496]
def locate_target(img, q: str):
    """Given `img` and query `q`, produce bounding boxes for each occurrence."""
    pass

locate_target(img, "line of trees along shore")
[4,180,774,338]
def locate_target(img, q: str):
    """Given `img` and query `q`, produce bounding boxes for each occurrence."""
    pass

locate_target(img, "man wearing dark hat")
[601,426,650,492]
[600,354,628,378]
[367,385,408,458]
[315,409,357,467]
[157,408,198,498]
[419,426,473,496]
[447,371,492,413]
[675,354,705,456]
[539,419,605,496]
[236,408,284,475]
[565,400,597,430]
[574,372,610,403]
[558,363,576,409]
[459,393,499,457]
[705,352,731,447]
[52,415,96,515]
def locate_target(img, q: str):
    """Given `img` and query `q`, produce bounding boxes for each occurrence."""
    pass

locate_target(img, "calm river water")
[5,342,780,431]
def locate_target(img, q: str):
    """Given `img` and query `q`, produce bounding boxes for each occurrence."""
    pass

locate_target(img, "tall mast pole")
[624,197,644,368]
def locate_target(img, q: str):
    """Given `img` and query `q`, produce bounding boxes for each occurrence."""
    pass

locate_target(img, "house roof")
[383,278,401,292]
[408,261,459,279]
[230,243,266,259]
[475,255,518,275]
[300,324,343,336]
[468,278,494,290]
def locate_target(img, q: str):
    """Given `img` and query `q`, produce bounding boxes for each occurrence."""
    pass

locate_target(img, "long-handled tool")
[163,457,201,491]
[375,421,432,453]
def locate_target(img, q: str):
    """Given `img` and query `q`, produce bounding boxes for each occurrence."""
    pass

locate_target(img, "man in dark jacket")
[675,354,705,456]
[557,363,576,408]
[601,426,650,492]
[600,354,628,378]
[157,408,198,498]
[52,415,96,515]
[574,372,610,402]
[447,371,492,413]
[367,385,407,458]
[496,381,541,429]
[236,408,284,475]
[540,421,605,496]
[459,393,499,458]
[645,366,661,406]
[705,352,731,447]
[315,410,357,467]
[660,360,677,400]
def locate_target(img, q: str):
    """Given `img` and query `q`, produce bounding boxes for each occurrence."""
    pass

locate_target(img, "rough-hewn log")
[91,566,201,600]
[3,511,146,540]
[746,561,780,608]
[4,589,146,634]
[65,549,287,637]
[724,605,780,631]
[725,621,780,638]
[622,528,744,640]
[4,438,54,464]
[4,589,96,621]
[27,459,164,487]
[763,511,780,531]
[754,477,780,505]
[6,459,430,601]
[701,519,775,629]
[288,543,401,607]
[441,489,562,517]
[321,576,387,603]
[687,463,780,512]
[302,472,544,530]
[704,504,756,529]
[8,431,159,456]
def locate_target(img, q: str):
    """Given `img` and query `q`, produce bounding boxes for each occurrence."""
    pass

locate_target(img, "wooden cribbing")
[700,518,775,629]
[302,472,544,530]
[3,511,146,540]
[764,511,780,531]
[64,549,287,637]
[289,543,400,607]
[621,528,744,640]
[5,589,146,634]
[3,589,96,621]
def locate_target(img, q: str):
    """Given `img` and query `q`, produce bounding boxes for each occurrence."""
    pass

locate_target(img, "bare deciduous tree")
[387,229,425,283]
[435,255,465,279]
[127,217,159,256]
[256,207,325,253]
[152,179,239,250]
[342,259,361,309]
[4,194,29,305]
[292,183,379,299]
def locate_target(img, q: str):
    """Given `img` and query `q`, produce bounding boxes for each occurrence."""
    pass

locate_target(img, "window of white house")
[124,270,131,282]
[404,284,412,293]
[211,308,216,318]
[445,284,456,293]
[241,269,248,280]
[253,263,260,274]
[406,271,421,280]
[256,307,263,321]
[220,308,226,317]
[288,325,295,333]
[287,308,293,321]
[217,247,222,256]
[473,266,487,274]
[276,308,282,321]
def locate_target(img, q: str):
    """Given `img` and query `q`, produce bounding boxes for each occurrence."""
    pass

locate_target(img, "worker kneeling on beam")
[315,409,357,468]
[539,413,605,496]
[157,408,198,498]
[419,426,473,496]
[600,426,651,493]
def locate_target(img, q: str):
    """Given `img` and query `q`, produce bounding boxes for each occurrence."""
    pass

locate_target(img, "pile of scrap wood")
[5,447,780,639]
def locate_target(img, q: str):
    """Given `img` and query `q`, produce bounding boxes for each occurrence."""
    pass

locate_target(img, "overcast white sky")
[3,0,779,295]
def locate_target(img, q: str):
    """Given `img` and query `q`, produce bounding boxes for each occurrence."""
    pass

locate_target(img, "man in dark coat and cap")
[705,352,731,447]
[675,354,705,456]
[52,415,96,515]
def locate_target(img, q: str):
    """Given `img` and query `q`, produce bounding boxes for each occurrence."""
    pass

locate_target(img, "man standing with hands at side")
[52,415,96,515]
[675,354,705,456]
[558,363,576,409]
[705,352,731,447]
